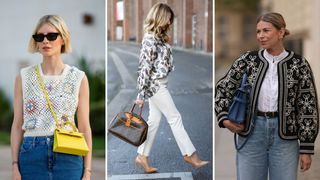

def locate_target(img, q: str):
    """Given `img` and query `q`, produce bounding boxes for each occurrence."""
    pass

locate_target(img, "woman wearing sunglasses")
[134,3,208,173]
[10,15,92,180]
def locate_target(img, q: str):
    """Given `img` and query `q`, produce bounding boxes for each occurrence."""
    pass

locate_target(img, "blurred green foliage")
[78,57,105,136]
[0,89,13,131]
[0,131,11,144]
[92,136,105,157]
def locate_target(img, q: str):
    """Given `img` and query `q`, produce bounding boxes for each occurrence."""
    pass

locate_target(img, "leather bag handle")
[60,121,79,132]
[130,103,143,117]
[125,103,143,127]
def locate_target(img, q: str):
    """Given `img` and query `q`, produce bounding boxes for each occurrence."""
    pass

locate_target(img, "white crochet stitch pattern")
[21,64,84,137]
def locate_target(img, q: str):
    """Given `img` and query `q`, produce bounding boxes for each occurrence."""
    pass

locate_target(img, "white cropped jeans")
[137,79,196,156]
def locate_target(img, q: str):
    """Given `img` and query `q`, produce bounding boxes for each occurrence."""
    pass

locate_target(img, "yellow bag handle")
[36,66,75,129]
[61,121,79,132]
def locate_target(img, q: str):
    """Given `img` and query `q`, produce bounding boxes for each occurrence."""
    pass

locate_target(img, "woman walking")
[135,3,208,173]
[11,15,92,180]
[215,12,319,180]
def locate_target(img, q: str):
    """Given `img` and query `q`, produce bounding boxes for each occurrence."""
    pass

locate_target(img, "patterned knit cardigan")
[215,49,319,154]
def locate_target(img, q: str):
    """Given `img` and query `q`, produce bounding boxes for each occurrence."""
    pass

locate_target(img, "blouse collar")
[263,49,289,63]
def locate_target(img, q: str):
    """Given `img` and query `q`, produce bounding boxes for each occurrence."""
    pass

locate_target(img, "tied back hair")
[144,3,174,42]
[257,12,290,38]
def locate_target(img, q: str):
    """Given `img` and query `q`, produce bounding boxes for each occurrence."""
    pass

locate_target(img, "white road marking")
[114,47,140,59]
[108,51,136,121]
[108,172,193,180]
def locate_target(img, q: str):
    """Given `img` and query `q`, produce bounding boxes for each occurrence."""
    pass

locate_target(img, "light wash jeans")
[19,136,83,180]
[137,79,196,156]
[236,116,299,180]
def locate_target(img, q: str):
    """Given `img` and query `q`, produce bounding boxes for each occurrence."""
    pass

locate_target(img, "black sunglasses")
[32,32,60,42]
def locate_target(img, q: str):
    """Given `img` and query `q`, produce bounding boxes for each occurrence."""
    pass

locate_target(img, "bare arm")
[77,75,92,180]
[11,75,24,180]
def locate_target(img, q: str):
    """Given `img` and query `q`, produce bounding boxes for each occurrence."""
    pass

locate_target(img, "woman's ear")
[279,27,285,39]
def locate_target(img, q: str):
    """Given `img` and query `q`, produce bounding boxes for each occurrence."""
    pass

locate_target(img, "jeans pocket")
[19,141,34,154]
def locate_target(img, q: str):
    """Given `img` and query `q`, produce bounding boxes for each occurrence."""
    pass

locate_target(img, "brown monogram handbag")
[108,104,148,146]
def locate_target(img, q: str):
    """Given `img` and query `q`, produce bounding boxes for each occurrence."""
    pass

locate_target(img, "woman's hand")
[300,154,312,172]
[223,119,244,133]
[12,164,21,180]
[135,99,144,108]
[81,170,91,180]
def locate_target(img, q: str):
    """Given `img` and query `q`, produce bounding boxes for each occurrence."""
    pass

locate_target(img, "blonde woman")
[135,3,208,173]
[10,15,92,180]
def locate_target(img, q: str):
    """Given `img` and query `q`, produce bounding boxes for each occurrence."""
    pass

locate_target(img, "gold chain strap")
[35,66,61,127]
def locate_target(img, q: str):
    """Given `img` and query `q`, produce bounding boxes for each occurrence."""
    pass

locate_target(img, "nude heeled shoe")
[184,152,209,169]
[135,155,158,173]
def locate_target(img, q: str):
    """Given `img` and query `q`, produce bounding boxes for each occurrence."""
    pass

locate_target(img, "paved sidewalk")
[0,145,105,179]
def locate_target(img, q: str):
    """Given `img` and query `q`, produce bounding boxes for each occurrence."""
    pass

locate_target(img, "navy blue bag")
[228,73,252,151]
[228,73,251,124]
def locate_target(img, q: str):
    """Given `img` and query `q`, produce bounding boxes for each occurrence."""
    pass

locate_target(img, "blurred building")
[215,0,259,61]
[108,0,213,53]
[0,0,105,100]
[261,0,320,100]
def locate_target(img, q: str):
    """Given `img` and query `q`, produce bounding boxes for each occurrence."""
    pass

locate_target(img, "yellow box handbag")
[36,66,89,156]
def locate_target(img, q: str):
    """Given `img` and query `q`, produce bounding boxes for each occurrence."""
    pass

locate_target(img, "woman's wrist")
[84,168,91,174]
[12,161,18,166]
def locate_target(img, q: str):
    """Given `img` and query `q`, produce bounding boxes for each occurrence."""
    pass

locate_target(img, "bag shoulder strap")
[35,66,60,127]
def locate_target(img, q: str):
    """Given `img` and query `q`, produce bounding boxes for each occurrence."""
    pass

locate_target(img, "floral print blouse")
[137,33,174,100]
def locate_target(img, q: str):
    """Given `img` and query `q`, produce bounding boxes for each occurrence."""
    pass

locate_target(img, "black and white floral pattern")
[137,33,174,99]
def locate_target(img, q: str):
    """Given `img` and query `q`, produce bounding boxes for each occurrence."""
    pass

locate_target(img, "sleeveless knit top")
[21,64,85,137]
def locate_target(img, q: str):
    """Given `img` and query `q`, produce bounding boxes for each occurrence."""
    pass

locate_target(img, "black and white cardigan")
[215,49,319,154]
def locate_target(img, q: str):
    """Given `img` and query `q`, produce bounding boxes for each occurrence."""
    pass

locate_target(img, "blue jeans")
[19,136,83,180]
[236,116,299,180]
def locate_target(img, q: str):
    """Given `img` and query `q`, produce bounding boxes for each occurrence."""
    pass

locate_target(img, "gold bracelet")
[12,161,18,166]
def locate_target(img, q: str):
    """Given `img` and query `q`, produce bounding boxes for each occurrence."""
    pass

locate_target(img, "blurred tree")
[78,57,105,136]
[0,89,13,131]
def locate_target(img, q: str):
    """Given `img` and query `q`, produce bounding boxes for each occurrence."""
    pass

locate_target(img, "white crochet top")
[21,64,85,137]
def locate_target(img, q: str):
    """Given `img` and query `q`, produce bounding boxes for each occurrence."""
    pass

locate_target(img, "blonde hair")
[144,3,174,42]
[28,15,72,53]
[257,12,290,38]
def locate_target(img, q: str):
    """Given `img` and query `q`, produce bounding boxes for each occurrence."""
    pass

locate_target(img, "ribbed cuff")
[300,142,315,154]
[217,112,228,128]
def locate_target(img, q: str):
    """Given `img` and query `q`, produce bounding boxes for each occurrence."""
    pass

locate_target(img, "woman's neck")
[41,56,65,75]
[266,44,285,56]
